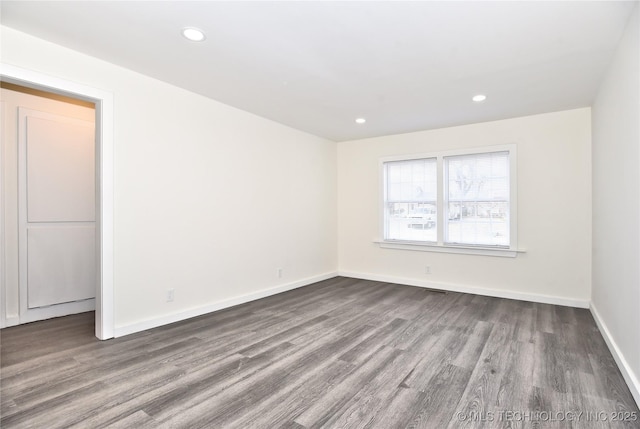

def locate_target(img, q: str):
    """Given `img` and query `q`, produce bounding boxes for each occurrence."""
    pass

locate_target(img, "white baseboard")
[114,271,339,338]
[1,299,96,328]
[338,271,590,308]
[1,315,20,329]
[590,303,640,407]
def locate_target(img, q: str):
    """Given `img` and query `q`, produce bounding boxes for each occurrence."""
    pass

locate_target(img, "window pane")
[386,158,437,202]
[386,202,437,242]
[385,158,437,242]
[446,201,509,246]
[446,152,509,201]
[445,152,510,246]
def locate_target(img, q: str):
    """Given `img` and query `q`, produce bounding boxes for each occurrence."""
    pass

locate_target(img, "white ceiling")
[1,1,636,141]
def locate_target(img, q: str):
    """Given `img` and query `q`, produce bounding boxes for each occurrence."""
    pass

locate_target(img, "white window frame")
[377,144,521,257]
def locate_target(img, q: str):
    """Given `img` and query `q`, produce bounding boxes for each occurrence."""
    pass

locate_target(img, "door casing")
[1,63,114,340]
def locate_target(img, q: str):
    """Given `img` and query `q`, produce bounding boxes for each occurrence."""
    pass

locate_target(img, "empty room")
[1,1,639,428]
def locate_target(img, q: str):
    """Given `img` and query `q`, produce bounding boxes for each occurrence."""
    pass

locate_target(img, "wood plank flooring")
[1,277,638,428]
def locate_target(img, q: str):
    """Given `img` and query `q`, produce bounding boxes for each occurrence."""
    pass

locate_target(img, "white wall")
[1,26,337,334]
[591,4,640,403]
[338,108,592,306]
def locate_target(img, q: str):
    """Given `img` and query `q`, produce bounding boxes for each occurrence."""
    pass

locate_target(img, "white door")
[17,106,96,322]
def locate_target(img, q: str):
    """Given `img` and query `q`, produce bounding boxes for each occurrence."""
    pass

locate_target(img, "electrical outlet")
[166,288,175,302]
[277,268,283,278]
[425,266,431,275]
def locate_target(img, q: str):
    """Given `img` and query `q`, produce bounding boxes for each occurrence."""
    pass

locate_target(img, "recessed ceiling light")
[472,94,487,103]
[355,118,366,124]
[182,27,206,42]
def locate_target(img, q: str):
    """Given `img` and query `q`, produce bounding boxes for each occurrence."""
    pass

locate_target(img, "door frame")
[1,63,114,340]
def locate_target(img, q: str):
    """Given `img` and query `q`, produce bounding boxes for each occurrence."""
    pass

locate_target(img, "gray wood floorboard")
[226,357,357,428]
[106,410,158,429]
[1,276,638,428]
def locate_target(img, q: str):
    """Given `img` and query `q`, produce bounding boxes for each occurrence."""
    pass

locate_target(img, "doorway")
[3,82,97,325]
[0,63,114,340]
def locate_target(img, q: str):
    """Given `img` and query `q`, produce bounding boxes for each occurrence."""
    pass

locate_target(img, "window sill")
[374,240,525,258]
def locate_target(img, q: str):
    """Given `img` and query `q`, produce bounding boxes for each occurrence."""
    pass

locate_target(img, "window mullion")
[437,155,445,246]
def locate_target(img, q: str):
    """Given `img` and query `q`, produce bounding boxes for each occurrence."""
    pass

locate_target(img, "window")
[444,151,510,247]
[384,158,438,242]
[381,145,517,256]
